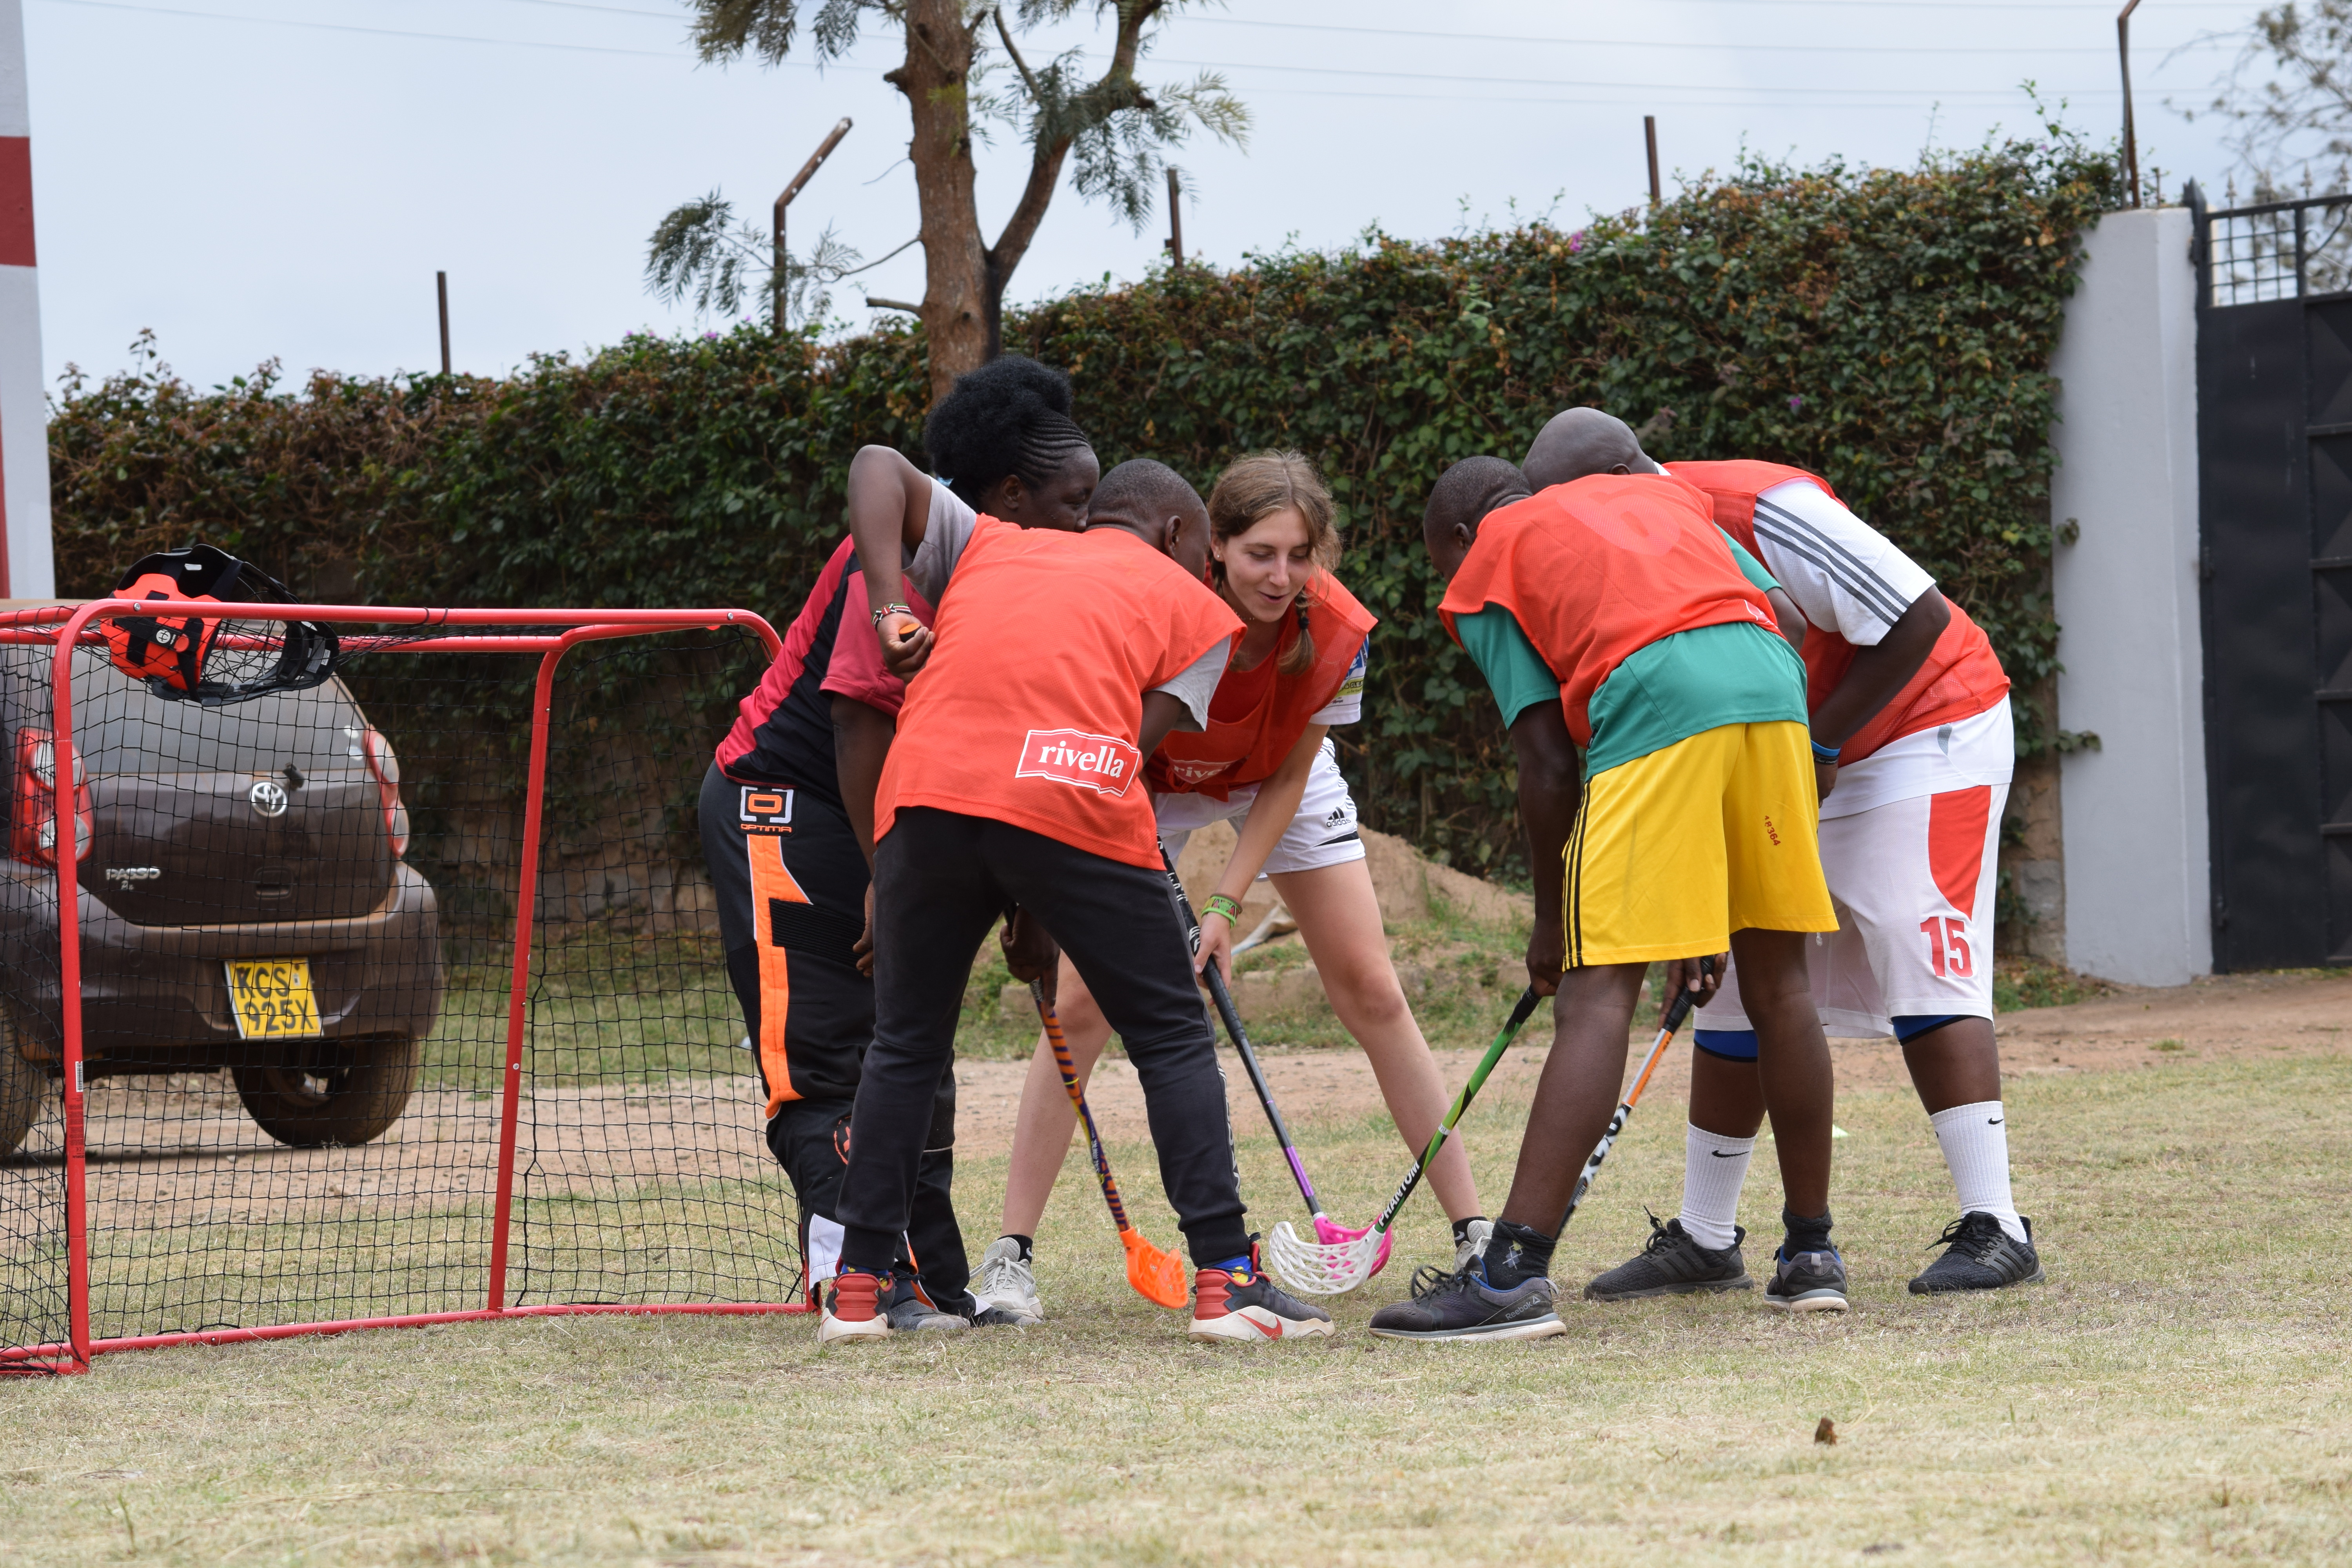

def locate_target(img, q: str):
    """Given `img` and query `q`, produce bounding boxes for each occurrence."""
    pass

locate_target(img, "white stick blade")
[1265,1219,1378,1295]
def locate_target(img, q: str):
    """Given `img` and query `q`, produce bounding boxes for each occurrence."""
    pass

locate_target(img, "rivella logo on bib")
[1166,757,1234,787]
[1016,729,1142,797]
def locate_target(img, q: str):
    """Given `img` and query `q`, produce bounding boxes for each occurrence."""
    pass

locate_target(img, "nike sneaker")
[1907,1213,2045,1294]
[1452,1217,1494,1274]
[969,1235,1045,1325]
[1188,1249,1335,1344]
[1584,1212,1755,1301]
[817,1268,892,1344]
[1366,1261,1567,1341]
[1763,1246,1849,1313]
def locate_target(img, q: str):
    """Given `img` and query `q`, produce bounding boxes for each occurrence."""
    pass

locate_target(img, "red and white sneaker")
[818,1268,893,1344]
[1188,1253,1335,1344]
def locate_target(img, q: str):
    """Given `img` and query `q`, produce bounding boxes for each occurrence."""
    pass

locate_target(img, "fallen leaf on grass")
[1814,1417,1838,1445]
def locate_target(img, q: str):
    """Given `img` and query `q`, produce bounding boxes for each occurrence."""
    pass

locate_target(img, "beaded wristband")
[1202,893,1244,925]
[870,601,914,630]
[1810,738,1841,763]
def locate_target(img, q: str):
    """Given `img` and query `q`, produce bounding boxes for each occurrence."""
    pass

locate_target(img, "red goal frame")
[0,600,812,1374]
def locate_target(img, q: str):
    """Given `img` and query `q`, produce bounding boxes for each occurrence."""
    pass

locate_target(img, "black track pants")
[837,806,1249,1272]
[768,1089,970,1314]
[699,762,971,1311]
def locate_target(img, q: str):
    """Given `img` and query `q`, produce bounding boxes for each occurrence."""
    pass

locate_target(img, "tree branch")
[987,0,1165,289]
[993,6,1041,103]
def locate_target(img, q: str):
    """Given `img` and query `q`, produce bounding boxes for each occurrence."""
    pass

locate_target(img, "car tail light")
[12,728,92,867]
[361,727,409,859]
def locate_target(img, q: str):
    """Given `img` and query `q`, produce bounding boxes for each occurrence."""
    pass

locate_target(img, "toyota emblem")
[249,780,289,819]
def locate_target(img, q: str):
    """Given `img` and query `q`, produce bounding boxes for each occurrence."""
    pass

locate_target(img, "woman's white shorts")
[1153,739,1366,877]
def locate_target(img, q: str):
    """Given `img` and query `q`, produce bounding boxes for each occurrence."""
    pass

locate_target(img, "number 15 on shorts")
[1919,916,1974,978]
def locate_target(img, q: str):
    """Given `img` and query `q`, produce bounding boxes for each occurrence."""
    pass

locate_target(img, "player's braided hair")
[923,354,1095,511]
[1207,450,1340,678]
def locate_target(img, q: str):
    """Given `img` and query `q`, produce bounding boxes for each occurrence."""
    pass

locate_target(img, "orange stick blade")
[1121,1227,1189,1310]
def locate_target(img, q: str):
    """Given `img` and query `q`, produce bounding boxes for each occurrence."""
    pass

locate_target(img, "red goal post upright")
[0,601,811,1375]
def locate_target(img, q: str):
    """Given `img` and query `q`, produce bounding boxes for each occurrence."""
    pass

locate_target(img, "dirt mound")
[1171,820,1529,930]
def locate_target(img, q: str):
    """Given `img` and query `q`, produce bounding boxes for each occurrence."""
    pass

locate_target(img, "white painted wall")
[2049,206,2210,986]
[0,0,54,600]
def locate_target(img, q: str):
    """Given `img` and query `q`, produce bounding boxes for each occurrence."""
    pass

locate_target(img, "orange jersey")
[1147,572,1377,800]
[1666,459,2010,763]
[876,518,1243,868]
[1437,474,1780,748]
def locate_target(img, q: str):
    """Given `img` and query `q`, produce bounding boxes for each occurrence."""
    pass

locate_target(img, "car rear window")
[27,647,368,776]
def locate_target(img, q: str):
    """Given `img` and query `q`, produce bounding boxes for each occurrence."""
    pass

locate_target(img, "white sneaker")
[1454,1218,1494,1273]
[969,1236,1045,1325]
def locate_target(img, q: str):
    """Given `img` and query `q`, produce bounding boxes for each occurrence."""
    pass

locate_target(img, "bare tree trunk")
[888,0,984,404]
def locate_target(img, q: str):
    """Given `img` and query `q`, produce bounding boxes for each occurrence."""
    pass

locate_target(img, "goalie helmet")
[100,544,339,706]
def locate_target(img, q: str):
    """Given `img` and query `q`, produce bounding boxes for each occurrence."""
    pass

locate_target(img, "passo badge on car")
[249,779,289,818]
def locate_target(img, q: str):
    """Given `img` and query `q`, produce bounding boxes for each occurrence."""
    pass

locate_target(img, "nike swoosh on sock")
[1709,1149,1744,1157]
[1987,1117,2004,1125]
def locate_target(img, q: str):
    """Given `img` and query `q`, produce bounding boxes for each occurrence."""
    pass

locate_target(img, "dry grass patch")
[2,1037,2348,1565]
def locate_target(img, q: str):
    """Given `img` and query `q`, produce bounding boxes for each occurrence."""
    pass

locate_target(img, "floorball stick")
[1553,956,1714,1237]
[1268,985,1542,1294]
[1158,857,1353,1246]
[1031,981,1188,1310]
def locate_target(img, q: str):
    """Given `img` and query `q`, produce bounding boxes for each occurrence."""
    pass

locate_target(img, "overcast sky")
[20,0,2278,395]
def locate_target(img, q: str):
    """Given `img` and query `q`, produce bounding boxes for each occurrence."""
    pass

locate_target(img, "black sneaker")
[1584,1212,1755,1301]
[1907,1213,2045,1294]
[970,1306,1033,1327]
[1366,1262,1568,1341]
[1763,1247,1849,1313]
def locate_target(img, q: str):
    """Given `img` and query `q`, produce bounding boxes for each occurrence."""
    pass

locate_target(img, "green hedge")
[50,133,2118,877]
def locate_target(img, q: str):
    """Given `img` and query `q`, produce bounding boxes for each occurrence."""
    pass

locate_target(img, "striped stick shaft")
[1034,982,1132,1232]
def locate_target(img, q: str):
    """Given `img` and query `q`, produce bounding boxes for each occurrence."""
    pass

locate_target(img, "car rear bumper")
[0,862,444,1074]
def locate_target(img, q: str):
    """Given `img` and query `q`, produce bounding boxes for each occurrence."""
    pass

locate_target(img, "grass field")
[4,1001,2348,1566]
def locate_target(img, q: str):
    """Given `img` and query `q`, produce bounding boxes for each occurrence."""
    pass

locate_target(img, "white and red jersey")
[1664,460,2012,817]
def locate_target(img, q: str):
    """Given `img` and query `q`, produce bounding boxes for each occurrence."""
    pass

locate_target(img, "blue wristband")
[1810,738,1841,763]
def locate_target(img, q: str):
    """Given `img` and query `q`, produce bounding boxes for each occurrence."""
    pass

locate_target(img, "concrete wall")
[2048,206,2212,985]
[0,0,54,600]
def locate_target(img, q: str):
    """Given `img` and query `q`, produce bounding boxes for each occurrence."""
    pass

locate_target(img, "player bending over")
[700,355,1095,1331]
[972,451,1492,1324]
[820,458,1335,1345]
[1524,408,2041,1297]
[1367,457,1844,1341]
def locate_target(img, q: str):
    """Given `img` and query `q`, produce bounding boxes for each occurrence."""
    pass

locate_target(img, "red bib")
[1666,460,2011,763]
[1438,474,1779,748]
[877,519,1243,868]
[1148,572,1377,800]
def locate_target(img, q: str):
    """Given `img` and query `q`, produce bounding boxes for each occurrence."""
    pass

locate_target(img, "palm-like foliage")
[646,0,1248,368]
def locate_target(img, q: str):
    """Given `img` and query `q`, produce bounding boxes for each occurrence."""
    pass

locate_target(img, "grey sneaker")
[1908,1213,2044,1294]
[883,1278,970,1332]
[1584,1212,1755,1301]
[1367,1263,1567,1341]
[969,1236,1044,1325]
[1452,1218,1494,1274]
[1763,1247,1849,1313]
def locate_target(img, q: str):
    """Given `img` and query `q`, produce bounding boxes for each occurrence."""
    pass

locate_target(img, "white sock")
[1679,1124,1755,1251]
[1928,1100,2027,1243]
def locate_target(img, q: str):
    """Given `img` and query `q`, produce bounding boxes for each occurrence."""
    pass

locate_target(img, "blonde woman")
[971,451,1486,1323]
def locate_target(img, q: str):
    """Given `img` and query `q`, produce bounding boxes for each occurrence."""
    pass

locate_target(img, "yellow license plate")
[224,958,323,1040]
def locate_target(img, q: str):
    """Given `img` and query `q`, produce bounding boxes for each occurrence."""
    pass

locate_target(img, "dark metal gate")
[2194,185,2352,969]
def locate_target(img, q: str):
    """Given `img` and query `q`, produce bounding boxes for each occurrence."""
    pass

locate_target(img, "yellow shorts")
[1562,720,1837,968]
